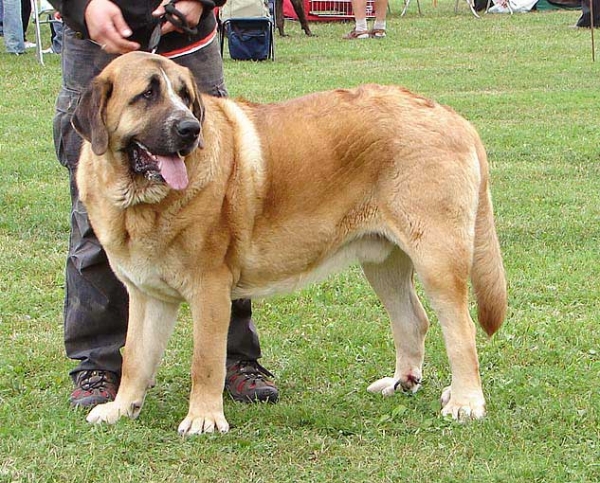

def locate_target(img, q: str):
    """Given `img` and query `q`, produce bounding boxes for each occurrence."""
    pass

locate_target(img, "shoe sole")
[69,394,114,408]
[226,388,279,404]
[343,31,370,40]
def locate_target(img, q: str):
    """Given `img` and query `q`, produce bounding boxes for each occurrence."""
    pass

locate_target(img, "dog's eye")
[179,89,191,105]
[142,89,154,100]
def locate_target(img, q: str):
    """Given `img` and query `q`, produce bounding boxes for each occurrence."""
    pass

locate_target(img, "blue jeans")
[2,0,24,53]
[54,26,262,379]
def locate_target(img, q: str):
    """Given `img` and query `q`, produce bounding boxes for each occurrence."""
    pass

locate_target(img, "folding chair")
[401,0,422,16]
[219,0,275,61]
[454,0,484,17]
[31,0,61,65]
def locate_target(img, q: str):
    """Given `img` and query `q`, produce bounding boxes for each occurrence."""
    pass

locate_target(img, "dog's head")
[72,51,205,191]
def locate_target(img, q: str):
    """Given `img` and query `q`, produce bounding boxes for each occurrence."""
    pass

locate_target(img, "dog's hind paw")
[86,401,138,425]
[367,373,422,396]
[367,377,398,396]
[440,386,486,421]
[178,413,230,436]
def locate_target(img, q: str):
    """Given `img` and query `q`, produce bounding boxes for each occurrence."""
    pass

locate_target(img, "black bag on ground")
[225,20,270,61]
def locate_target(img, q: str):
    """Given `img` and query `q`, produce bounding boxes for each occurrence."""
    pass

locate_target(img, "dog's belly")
[232,235,394,299]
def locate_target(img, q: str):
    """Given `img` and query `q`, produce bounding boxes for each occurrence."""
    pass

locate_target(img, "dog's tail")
[471,143,507,337]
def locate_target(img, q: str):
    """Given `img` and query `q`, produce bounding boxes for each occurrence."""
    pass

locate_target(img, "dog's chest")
[113,252,182,302]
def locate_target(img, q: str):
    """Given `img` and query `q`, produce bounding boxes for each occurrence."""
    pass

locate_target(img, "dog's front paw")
[367,372,422,396]
[86,400,140,425]
[440,386,486,421]
[178,412,230,436]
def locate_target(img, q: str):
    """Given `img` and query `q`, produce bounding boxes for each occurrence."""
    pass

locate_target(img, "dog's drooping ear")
[190,79,206,149]
[192,82,204,124]
[72,77,113,156]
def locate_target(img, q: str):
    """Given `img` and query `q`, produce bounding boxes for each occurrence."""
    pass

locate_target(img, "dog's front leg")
[178,277,231,435]
[87,287,179,425]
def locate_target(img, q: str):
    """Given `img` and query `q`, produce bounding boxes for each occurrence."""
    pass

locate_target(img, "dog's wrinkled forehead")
[102,52,194,103]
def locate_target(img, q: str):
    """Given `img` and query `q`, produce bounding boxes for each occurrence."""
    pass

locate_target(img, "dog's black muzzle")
[173,118,201,156]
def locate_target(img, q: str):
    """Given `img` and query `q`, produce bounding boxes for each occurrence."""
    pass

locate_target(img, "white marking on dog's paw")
[367,377,397,396]
[86,401,130,425]
[440,386,486,421]
[367,377,396,396]
[177,413,230,436]
[367,373,422,397]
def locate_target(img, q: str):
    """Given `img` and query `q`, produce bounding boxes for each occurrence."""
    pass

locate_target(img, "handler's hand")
[85,0,141,54]
[152,1,204,35]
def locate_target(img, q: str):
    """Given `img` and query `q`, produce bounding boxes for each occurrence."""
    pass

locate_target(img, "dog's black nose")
[175,119,201,141]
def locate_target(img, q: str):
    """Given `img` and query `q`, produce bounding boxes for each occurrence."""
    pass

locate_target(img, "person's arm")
[84,0,140,53]
[48,0,92,37]
[49,0,140,53]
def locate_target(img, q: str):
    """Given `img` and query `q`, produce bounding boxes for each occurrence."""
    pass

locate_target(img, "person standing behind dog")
[48,0,279,409]
[1,0,25,54]
[342,0,389,39]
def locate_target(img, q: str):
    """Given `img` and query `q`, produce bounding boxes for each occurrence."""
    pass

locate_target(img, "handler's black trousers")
[54,26,262,380]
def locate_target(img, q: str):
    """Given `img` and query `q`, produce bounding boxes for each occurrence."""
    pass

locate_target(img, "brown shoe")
[369,28,386,38]
[225,360,279,403]
[342,29,370,40]
[70,370,119,408]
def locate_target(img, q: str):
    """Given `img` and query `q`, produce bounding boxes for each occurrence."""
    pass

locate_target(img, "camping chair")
[454,0,484,16]
[219,0,275,61]
[401,0,422,16]
[31,0,62,65]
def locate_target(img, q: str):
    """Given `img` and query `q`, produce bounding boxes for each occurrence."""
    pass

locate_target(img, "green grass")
[1,3,600,482]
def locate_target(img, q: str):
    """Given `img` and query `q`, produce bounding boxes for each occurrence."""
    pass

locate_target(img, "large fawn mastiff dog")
[74,51,507,435]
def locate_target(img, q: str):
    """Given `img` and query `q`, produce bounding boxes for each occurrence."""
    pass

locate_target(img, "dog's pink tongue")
[157,155,188,190]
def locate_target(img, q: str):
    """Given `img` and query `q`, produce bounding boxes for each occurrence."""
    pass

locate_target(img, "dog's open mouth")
[127,141,189,191]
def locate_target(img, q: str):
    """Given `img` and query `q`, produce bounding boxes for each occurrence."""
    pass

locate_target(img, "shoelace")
[77,370,114,391]
[231,361,275,380]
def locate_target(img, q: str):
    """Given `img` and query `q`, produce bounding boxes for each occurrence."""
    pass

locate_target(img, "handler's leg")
[54,27,124,408]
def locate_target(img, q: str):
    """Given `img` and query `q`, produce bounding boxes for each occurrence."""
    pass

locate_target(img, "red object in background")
[282,0,376,20]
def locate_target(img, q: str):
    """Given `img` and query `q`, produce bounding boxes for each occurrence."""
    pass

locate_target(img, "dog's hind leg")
[87,288,179,425]
[362,248,429,397]
[276,0,314,36]
[291,0,314,36]
[275,0,287,36]
[412,232,487,421]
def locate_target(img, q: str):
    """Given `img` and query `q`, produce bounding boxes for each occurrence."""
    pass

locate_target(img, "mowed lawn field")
[1,2,599,482]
